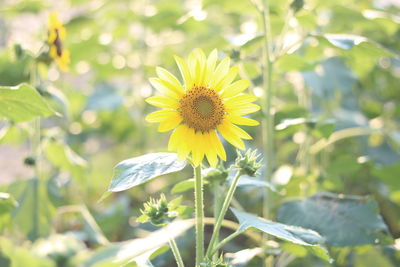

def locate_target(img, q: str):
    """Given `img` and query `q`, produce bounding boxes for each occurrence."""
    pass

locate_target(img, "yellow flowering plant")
[106,49,328,266]
[47,12,70,72]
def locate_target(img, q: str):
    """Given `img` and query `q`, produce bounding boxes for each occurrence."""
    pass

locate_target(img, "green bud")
[137,194,190,226]
[203,165,228,183]
[24,156,36,166]
[234,149,262,176]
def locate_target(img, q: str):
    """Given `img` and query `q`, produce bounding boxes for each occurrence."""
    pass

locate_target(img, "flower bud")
[234,149,262,176]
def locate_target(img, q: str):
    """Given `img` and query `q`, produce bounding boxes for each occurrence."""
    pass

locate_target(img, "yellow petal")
[194,49,207,87]
[210,57,230,89]
[156,67,184,95]
[145,110,179,123]
[191,131,205,167]
[225,103,261,115]
[176,125,191,160]
[226,122,253,140]
[209,131,226,161]
[221,80,250,99]
[204,132,218,167]
[149,78,180,99]
[205,49,218,86]
[218,120,246,150]
[157,112,182,132]
[215,66,238,92]
[224,94,257,105]
[226,114,259,126]
[175,55,192,89]
[146,96,179,109]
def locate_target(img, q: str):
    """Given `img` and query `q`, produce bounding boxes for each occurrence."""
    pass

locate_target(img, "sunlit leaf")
[231,208,331,262]
[108,153,186,192]
[84,220,193,266]
[0,83,56,122]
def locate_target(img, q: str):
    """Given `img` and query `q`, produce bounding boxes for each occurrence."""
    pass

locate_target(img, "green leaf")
[44,140,87,180]
[0,192,18,232]
[322,34,396,57]
[0,237,54,267]
[0,83,56,122]
[231,208,331,262]
[224,247,262,265]
[6,178,56,240]
[0,192,18,215]
[170,178,209,194]
[84,220,193,266]
[234,176,276,192]
[108,153,186,192]
[277,192,392,247]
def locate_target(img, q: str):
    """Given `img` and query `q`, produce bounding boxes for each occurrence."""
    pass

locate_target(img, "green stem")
[32,117,41,240]
[261,0,274,222]
[194,165,204,266]
[169,238,185,267]
[210,231,241,256]
[212,182,222,260]
[206,171,242,258]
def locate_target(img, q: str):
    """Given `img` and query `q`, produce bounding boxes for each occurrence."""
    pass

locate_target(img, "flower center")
[179,86,224,132]
[54,29,63,57]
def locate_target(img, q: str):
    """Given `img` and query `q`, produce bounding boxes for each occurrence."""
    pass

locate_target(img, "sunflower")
[145,49,260,167]
[47,12,70,72]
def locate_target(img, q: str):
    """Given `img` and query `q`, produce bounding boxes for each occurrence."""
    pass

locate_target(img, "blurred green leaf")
[6,178,56,240]
[171,178,209,194]
[0,83,55,122]
[108,153,186,192]
[44,140,87,180]
[231,208,331,262]
[277,192,392,246]
[0,237,55,267]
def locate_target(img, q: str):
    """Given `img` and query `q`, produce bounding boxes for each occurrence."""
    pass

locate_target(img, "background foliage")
[0,0,399,266]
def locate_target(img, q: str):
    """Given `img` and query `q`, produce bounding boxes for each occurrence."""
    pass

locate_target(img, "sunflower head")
[146,49,260,167]
[47,12,70,72]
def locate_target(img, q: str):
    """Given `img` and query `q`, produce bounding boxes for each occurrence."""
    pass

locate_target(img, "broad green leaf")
[0,237,54,267]
[0,192,18,232]
[0,192,18,215]
[0,83,55,122]
[6,178,56,240]
[322,34,396,57]
[84,220,193,266]
[224,247,262,266]
[233,175,276,192]
[231,208,331,262]
[108,153,186,192]
[171,178,209,194]
[277,192,392,247]
[44,140,87,180]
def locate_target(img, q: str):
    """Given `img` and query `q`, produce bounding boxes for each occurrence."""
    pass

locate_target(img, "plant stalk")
[206,171,242,258]
[169,238,185,267]
[32,117,41,240]
[210,231,241,256]
[194,165,204,266]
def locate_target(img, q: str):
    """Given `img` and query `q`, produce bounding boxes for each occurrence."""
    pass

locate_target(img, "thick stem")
[194,165,204,266]
[169,238,185,267]
[206,171,242,258]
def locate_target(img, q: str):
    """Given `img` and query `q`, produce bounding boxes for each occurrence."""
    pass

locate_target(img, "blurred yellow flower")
[146,49,260,167]
[47,12,70,72]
